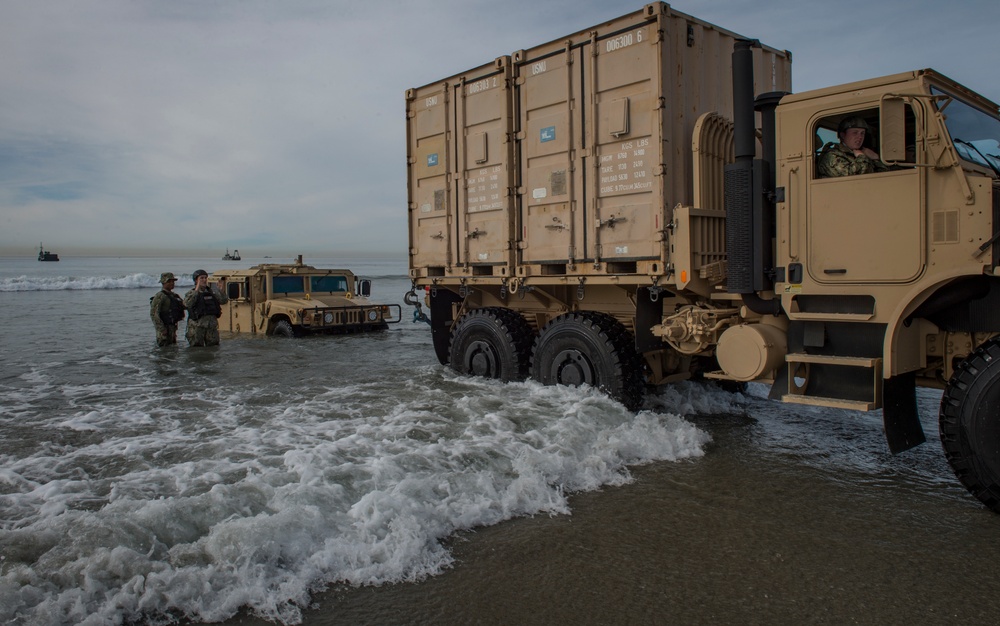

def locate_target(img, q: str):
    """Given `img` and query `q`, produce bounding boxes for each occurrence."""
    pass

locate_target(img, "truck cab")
[758,70,1000,420]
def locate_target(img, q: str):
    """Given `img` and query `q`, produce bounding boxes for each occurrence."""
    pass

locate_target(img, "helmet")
[838,116,871,135]
[192,269,209,281]
[159,272,177,284]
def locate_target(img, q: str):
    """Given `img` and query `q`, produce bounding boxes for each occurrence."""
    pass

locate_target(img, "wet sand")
[218,406,1000,625]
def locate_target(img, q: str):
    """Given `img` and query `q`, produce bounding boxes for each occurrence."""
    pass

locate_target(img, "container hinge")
[577,278,586,301]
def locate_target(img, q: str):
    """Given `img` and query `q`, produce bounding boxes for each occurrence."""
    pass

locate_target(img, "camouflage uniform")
[150,272,185,346]
[817,142,890,178]
[183,270,229,347]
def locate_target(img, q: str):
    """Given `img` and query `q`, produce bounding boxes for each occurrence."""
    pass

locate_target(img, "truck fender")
[883,270,989,378]
[879,272,987,453]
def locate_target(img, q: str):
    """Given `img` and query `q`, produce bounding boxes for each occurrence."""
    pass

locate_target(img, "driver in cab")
[818,116,889,177]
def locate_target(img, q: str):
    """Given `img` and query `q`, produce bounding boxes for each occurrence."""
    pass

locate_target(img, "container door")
[454,60,516,274]
[585,23,662,265]
[516,47,582,265]
[407,82,453,273]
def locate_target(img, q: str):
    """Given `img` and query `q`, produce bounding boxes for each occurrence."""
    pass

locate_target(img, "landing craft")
[37,242,59,262]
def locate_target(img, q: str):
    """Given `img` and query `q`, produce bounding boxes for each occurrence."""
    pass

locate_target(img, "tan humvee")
[210,256,400,336]
[405,2,1000,511]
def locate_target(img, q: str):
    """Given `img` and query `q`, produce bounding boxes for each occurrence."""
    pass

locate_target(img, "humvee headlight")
[367,310,378,321]
[324,312,334,324]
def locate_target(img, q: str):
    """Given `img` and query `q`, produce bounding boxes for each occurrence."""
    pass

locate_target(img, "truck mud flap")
[882,372,926,454]
[430,288,463,365]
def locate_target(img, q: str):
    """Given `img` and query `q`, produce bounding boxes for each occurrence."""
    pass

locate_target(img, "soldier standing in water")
[183,269,229,347]
[150,272,186,346]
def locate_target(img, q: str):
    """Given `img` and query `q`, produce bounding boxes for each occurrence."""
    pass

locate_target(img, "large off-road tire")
[940,338,1000,512]
[272,320,295,338]
[530,311,645,410]
[449,307,534,382]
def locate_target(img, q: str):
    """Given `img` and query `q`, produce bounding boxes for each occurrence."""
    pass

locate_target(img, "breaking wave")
[0,274,178,292]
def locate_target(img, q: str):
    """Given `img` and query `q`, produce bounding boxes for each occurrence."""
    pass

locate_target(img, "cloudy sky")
[1,0,997,257]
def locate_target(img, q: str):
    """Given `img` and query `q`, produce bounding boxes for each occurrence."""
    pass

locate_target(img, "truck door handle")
[824,268,847,274]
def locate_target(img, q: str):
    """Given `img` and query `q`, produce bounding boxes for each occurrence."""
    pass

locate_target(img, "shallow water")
[1,255,998,625]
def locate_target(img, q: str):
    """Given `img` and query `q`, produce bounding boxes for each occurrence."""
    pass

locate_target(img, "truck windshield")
[311,276,348,292]
[932,86,1000,175]
[272,276,305,294]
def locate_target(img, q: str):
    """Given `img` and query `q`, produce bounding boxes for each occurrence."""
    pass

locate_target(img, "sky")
[1,0,998,257]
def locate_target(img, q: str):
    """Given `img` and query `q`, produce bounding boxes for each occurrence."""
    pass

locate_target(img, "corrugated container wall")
[407,2,791,285]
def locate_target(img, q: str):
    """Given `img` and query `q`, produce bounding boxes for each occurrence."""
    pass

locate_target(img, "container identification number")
[605,29,643,53]
[466,77,499,95]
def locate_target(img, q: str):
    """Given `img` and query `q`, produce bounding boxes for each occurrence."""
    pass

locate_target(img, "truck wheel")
[530,312,645,410]
[272,320,295,338]
[940,339,1000,512]
[449,307,533,381]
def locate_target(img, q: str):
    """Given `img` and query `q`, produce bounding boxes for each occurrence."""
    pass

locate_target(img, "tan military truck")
[211,256,400,336]
[405,2,1000,511]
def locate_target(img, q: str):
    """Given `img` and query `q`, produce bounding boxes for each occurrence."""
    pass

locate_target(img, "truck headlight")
[324,312,334,324]
[367,310,378,321]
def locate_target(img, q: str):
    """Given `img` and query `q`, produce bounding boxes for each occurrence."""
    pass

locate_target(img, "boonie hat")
[192,269,209,281]
[159,272,177,284]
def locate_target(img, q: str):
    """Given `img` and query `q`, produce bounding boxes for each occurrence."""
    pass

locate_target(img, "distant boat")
[222,248,242,261]
[38,243,59,262]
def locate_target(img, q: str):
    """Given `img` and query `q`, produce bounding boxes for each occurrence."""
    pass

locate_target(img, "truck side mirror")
[880,96,909,163]
[357,279,372,297]
[227,282,241,299]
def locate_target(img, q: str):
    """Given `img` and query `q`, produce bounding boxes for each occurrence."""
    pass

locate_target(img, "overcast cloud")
[1,0,997,256]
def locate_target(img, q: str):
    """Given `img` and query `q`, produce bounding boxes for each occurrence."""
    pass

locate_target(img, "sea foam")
[0,368,734,624]
[0,274,176,292]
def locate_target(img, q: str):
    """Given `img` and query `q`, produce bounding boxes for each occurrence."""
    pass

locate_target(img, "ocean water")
[1,255,999,626]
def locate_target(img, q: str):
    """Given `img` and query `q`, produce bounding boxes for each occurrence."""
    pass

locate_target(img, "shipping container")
[406,2,791,283]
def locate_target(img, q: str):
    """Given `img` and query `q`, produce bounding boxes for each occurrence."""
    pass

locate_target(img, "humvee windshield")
[311,276,348,292]
[272,276,305,294]
[932,87,1000,175]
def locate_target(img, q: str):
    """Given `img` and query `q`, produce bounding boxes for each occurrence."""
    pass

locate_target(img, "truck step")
[785,353,882,368]
[782,353,883,411]
[780,394,876,411]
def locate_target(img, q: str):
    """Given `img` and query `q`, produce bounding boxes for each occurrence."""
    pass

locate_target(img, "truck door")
[224,278,255,334]
[807,107,924,284]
